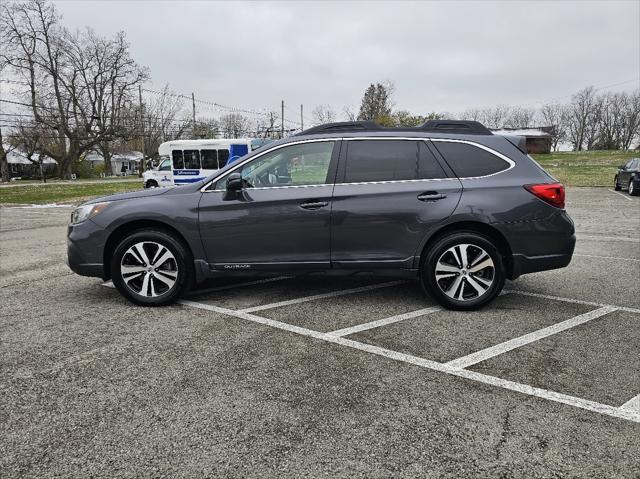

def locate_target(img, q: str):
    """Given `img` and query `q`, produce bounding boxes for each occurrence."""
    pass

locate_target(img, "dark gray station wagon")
[67,120,575,310]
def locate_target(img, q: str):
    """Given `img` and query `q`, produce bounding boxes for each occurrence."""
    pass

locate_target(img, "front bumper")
[67,219,107,279]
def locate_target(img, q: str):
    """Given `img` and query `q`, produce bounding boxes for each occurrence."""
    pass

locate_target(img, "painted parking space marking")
[238,280,405,313]
[620,394,640,413]
[445,306,617,370]
[577,234,640,243]
[573,253,640,262]
[178,298,640,423]
[608,189,634,201]
[504,289,640,314]
[326,306,441,338]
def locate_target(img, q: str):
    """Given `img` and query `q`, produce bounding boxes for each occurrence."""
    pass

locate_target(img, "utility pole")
[281,100,284,139]
[300,104,304,131]
[138,85,146,177]
[191,92,197,139]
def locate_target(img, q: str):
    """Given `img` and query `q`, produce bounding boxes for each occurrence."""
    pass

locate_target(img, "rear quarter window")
[433,141,510,178]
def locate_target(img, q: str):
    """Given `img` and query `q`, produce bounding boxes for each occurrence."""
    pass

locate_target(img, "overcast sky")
[54,0,640,122]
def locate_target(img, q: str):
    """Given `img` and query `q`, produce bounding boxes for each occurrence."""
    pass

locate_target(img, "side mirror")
[226,172,243,191]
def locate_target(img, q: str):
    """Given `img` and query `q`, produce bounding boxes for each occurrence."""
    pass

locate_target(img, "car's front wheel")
[421,232,505,311]
[111,229,192,306]
[629,179,639,196]
[145,180,159,189]
[614,175,621,191]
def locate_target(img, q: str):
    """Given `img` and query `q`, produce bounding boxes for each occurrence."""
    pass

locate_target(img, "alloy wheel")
[120,241,178,297]
[434,243,495,301]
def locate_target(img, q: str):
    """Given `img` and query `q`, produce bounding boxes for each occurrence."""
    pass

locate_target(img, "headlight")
[70,202,110,225]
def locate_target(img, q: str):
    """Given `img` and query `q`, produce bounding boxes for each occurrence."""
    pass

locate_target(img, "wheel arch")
[103,220,193,280]
[418,221,514,279]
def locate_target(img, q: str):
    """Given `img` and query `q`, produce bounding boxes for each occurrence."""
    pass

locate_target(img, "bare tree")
[620,90,640,150]
[342,105,357,121]
[566,86,598,151]
[479,105,511,129]
[539,103,568,151]
[311,104,336,125]
[193,117,219,139]
[1,0,147,178]
[460,108,482,121]
[10,120,51,181]
[506,107,537,128]
[139,84,190,163]
[219,113,250,138]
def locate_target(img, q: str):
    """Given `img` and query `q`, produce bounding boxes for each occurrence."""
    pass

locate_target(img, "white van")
[143,139,253,188]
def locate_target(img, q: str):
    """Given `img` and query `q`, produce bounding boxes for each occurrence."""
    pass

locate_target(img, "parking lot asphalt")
[1,187,639,477]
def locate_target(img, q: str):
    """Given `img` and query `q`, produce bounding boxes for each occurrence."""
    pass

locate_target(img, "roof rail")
[296,119,493,136]
[295,121,381,136]
[420,120,492,135]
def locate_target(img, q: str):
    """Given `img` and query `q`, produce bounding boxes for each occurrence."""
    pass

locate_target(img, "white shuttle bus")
[143,139,253,188]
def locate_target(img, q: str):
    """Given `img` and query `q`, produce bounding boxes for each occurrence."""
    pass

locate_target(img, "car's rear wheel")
[111,229,192,306]
[420,232,505,311]
[629,179,639,196]
[614,176,621,191]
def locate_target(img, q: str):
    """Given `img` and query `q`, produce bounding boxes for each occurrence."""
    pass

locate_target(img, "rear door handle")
[417,191,447,201]
[300,201,329,210]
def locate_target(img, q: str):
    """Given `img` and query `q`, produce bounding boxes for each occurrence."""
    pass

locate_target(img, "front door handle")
[300,201,329,210]
[417,191,447,201]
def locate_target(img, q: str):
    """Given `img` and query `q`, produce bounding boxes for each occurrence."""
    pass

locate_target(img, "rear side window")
[218,149,230,167]
[344,140,446,182]
[433,141,510,177]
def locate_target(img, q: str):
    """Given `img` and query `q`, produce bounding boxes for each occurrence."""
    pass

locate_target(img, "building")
[4,144,57,179]
[85,150,143,175]
[492,127,553,154]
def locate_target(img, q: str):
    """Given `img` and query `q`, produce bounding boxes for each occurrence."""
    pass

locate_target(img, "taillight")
[524,183,565,209]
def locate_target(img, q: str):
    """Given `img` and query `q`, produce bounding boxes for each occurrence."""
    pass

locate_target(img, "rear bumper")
[511,243,574,278]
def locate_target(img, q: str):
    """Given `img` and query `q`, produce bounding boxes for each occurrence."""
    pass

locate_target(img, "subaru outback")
[67,120,575,310]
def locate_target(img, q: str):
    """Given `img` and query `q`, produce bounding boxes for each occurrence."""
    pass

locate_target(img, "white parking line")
[620,394,640,413]
[577,234,640,243]
[327,306,441,338]
[178,299,640,423]
[608,189,634,201]
[505,289,640,314]
[574,253,640,262]
[446,306,617,370]
[238,280,405,313]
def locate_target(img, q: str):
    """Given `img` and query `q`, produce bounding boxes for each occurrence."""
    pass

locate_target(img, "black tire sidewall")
[629,180,639,196]
[111,229,192,306]
[421,232,505,311]
[614,176,621,190]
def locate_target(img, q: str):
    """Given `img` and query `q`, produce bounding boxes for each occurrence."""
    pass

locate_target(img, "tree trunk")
[0,151,10,183]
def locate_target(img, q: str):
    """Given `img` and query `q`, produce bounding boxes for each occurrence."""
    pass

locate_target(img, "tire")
[614,176,621,191]
[420,232,505,311]
[111,229,192,306]
[145,180,158,189]
[629,179,639,196]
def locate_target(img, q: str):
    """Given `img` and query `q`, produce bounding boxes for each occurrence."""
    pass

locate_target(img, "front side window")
[344,140,447,183]
[183,150,201,170]
[433,141,510,177]
[158,159,172,171]
[215,141,334,190]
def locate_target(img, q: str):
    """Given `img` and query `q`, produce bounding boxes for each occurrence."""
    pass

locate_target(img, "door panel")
[198,186,333,269]
[330,179,462,265]
[197,140,339,270]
